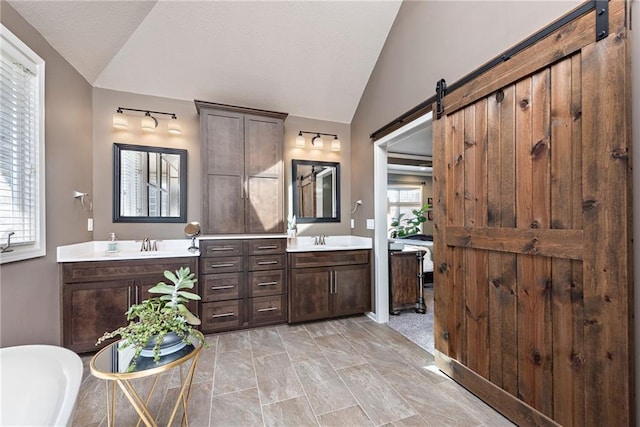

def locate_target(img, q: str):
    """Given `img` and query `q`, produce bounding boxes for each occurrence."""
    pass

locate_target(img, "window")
[387,185,423,232]
[0,24,45,264]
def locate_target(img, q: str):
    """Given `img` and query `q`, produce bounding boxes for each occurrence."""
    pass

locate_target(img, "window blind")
[0,52,38,245]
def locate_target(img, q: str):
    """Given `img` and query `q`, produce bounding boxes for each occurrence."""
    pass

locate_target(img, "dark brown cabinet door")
[198,103,286,234]
[244,115,282,178]
[207,175,244,234]
[289,267,331,322]
[246,176,283,233]
[204,110,244,176]
[333,264,370,316]
[64,280,133,353]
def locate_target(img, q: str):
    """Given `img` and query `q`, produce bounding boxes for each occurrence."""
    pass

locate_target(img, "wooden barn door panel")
[432,2,632,426]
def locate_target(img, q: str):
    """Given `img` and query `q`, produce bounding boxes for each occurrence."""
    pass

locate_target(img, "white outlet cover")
[87,218,93,231]
[351,219,355,229]
[366,219,374,229]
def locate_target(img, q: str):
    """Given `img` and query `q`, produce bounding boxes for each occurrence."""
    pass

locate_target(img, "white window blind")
[0,24,45,263]
[387,185,423,231]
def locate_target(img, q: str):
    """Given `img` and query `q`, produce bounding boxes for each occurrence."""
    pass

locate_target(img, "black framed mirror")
[113,143,187,223]
[292,159,340,223]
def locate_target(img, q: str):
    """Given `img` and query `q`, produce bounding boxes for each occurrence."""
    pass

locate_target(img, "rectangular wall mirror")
[292,159,340,223]
[113,143,187,223]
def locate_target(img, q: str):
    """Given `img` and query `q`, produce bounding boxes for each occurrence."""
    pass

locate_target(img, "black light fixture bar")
[116,107,177,119]
[298,130,338,138]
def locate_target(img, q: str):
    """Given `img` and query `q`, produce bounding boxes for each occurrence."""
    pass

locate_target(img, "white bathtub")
[0,345,83,426]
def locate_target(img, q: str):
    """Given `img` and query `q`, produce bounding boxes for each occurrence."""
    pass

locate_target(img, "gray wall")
[0,2,93,346]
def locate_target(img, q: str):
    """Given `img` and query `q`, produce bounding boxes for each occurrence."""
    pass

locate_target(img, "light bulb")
[312,135,323,149]
[168,117,181,134]
[141,114,157,131]
[331,136,341,151]
[112,111,128,129]
[296,132,305,147]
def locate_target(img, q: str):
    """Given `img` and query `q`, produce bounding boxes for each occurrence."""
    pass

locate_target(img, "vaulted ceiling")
[8,0,402,123]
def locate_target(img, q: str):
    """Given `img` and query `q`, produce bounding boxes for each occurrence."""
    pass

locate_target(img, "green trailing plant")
[389,204,431,238]
[96,267,206,370]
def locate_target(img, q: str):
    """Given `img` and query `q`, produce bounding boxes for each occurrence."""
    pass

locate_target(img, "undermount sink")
[286,235,372,252]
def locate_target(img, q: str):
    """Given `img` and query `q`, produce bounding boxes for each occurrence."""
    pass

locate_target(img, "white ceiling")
[8,0,402,123]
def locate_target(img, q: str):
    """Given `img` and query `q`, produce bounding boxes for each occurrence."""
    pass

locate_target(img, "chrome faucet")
[314,234,326,245]
[140,238,160,251]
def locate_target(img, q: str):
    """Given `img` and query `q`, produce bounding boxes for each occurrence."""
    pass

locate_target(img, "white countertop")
[286,235,372,252]
[57,239,199,262]
[58,234,372,262]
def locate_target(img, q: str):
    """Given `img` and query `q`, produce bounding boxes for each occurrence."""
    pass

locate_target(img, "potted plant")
[96,266,206,371]
[389,203,431,238]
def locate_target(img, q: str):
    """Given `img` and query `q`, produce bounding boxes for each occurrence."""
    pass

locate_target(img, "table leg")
[104,380,117,426]
[167,352,201,426]
[116,379,157,427]
[135,374,162,427]
[415,251,426,314]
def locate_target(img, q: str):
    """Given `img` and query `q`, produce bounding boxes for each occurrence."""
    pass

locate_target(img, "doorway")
[372,111,433,353]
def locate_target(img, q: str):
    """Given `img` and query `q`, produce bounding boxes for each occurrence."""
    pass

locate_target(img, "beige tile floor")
[73,316,513,426]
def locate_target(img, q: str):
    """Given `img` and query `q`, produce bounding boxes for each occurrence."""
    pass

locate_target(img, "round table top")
[90,332,203,380]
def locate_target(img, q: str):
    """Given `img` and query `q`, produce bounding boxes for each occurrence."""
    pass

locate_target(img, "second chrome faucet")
[140,237,159,251]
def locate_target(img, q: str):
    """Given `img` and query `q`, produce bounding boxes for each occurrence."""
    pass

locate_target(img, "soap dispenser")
[107,232,119,253]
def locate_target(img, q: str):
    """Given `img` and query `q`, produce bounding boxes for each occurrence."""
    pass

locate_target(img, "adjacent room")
[1,1,638,426]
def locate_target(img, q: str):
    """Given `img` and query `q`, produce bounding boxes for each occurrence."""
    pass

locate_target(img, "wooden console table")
[389,249,427,315]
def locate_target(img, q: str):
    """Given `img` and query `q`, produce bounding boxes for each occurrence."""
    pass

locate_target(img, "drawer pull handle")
[257,261,278,265]
[257,245,278,250]
[258,307,278,312]
[211,312,235,318]
[211,285,234,290]
[257,281,278,287]
[210,263,235,268]
[209,247,236,252]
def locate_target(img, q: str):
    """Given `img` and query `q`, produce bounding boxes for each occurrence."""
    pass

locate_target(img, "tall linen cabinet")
[195,101,288,235]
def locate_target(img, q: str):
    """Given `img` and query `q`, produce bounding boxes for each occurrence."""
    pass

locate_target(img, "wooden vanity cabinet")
[199,238,287,333]
[195,101,288,235]
[288,250,371,323]
[61,257,198,353]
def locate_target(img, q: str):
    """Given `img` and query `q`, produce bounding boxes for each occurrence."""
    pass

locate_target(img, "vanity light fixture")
[112,107,181,135]
[296,130,340,152]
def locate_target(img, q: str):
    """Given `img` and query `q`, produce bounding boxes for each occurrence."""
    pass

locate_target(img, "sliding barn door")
[432,2,632,426]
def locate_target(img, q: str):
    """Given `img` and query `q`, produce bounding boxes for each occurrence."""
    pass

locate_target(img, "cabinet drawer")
[200,240,244,257]
[248,270,284,297]
[247,239,286,255]
[62,258,196,284]
[249,295,286,325]
[288,250,369,269]
[201,300,243,332]
[201,272,243,302]
[248,254,285,271]
[201,256,243,274]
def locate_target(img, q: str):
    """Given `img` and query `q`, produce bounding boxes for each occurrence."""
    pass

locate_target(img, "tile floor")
[73,316,513,426]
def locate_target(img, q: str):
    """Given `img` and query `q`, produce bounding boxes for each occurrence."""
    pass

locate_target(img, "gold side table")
[90,332,204,427]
